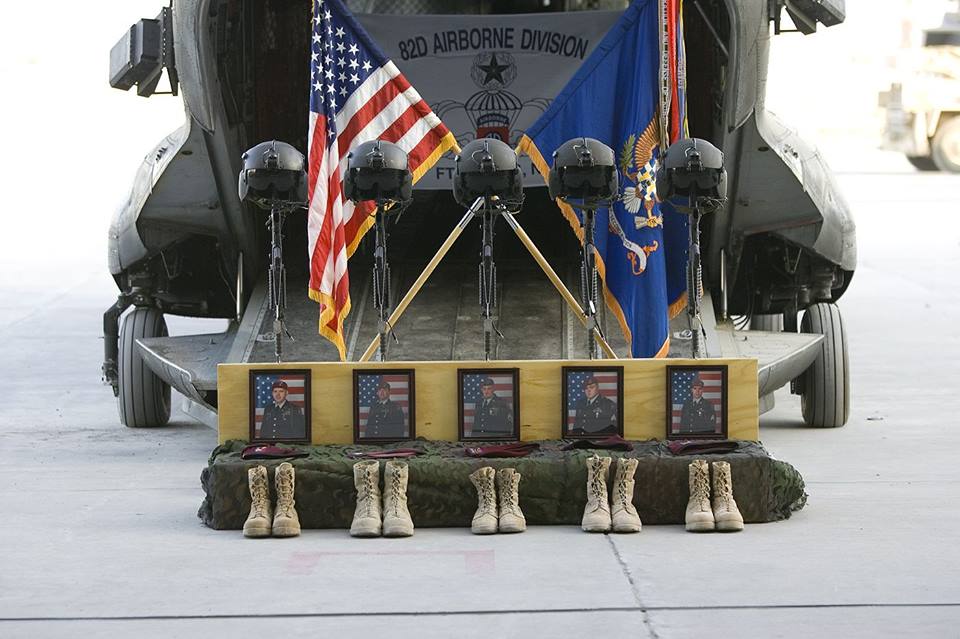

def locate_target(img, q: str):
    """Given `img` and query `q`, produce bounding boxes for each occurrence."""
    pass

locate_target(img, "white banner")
[358,11,622,189]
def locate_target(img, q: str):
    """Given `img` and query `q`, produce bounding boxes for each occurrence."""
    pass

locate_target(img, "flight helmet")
[453,138,523,210]
[548,137,619,204]
[343,140,412,205]
[654,138,727,212]
[238,140,308,210]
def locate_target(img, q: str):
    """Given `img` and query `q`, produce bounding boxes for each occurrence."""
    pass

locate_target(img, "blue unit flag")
[517,0,687,358]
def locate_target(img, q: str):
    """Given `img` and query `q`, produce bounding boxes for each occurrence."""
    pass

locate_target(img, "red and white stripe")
[308,60,456,359]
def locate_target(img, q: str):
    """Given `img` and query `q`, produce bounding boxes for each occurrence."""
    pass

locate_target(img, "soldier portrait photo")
[353,370,415,443]
[562,367,623,439]
[458,369,519,441]
[248,370,311,443]
[667,365,728,440]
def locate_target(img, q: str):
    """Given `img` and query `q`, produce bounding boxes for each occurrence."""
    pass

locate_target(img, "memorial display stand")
[201,204,808,532]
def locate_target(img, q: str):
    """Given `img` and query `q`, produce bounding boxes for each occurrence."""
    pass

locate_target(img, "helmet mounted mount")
[548,137,620,359]
[344,139,414,362]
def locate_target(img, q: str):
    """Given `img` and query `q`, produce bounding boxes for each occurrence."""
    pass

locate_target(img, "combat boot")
[581,455,612,532]
[496,468,526,533]
[469,467,498,535]
[685,459,715,532]
[610,458,642,533]
[711,461,744,532]
[350,460,382,537]
[243,465,272,538]
[272,462,301,537]
[382,461,414,537]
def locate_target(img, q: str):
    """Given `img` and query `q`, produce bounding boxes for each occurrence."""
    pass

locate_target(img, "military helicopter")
[103,0,853,429]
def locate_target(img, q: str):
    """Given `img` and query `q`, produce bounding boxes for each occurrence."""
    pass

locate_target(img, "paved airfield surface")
[0,148,958,638]
[2,1,959,631]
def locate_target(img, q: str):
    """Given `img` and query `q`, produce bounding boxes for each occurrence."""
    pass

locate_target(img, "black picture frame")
[666,365,728,440]
[562,366,624,439]
[248,369,312,443]
[353,369,416,444]
[457,368,520,441]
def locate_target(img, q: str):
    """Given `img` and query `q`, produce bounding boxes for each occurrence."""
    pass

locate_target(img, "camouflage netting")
[199,440,807,530]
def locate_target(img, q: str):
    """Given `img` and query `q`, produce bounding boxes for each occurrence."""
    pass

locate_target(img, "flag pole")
[358,198,482,362]
[500,212,618,359]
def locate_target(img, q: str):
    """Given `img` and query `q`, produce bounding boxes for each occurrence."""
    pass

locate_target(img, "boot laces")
[481,475,497,515]
[615,471,632,512]
[251,474,269,517]
[715,466,733,507]
[361,468,378,517]
[694,465,711,509]
[389,467,406,515]
[588,461,607,508]
[277,471,295,516]
[499,474,520,516]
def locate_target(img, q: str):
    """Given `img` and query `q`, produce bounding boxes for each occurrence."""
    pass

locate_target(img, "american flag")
[462,373,515,437]
[356,373,409,437]
[670,369,723,434]
[253,374,307,438]
[566,370,620,429]
[307,0,459,359]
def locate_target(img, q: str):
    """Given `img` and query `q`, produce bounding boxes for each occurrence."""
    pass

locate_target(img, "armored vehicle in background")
[879,6,960,172]
[104,0,854,429]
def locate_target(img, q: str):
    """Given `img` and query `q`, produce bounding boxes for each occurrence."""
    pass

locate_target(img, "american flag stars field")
[307,0,457,359]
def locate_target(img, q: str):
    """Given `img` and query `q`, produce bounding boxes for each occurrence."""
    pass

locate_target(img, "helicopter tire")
[905,155,937,172]
[931,117,960,173]
[118,307,171,428]
[799,303,849,428]
[749,313,783,331]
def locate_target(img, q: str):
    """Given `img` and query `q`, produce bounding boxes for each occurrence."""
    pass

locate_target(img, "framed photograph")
[249,369,311,443]
[353,370,415,443]
[666,365,728,440]
[562,366,624,439]
[458,369,520,441]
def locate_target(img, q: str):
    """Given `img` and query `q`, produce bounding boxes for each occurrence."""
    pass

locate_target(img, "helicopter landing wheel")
[118,307,171,428]
[798,303,850,428]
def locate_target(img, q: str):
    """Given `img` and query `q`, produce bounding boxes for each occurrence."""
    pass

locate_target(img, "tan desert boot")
[469,467,498,535]
[611,458,642,533]
[350,460,382,537]
[272,462,301,537]
[382,461,414,537]
[711,461,744,532]
[581,455,612,532]
[685,459,715,532]
[243,465,272,538]
[496,468,526,533]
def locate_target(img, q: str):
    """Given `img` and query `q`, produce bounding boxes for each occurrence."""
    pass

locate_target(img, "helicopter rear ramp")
[133,249,622,411]
[135,248,823,419]
[243,261,628,364]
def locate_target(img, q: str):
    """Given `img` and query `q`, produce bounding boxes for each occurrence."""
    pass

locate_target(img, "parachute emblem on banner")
[434,52,551,146]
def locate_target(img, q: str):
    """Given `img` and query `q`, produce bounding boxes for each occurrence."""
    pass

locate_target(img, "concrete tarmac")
[1,153,958,638]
